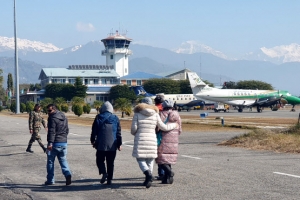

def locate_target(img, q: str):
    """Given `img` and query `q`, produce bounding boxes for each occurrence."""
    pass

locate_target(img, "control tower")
[101,30,132,77]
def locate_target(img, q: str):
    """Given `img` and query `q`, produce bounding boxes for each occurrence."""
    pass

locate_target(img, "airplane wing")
[251,96,285,107]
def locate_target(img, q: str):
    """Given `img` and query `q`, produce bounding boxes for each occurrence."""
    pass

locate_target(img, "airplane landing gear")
[291,104,296,112]
[238,108,243,112]
[257,106,262,113]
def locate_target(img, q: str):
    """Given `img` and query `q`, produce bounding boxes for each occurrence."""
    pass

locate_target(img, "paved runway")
[178,106,300,119]
[1,114,300,199]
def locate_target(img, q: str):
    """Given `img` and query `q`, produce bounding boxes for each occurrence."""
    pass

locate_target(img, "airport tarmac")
[1,113,300,199]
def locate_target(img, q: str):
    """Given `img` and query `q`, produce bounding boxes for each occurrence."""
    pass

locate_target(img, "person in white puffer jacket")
[131,97,178,188]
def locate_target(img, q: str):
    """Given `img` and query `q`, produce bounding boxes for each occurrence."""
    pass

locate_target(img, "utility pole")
[14,0,20,114]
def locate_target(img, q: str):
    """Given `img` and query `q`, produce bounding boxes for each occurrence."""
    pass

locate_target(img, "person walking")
[131,97,177,188]
[26,104,47,153]
[154,93,165,180]
[45,104,72,186]
[90,101,122,185]
[156,99,182,184]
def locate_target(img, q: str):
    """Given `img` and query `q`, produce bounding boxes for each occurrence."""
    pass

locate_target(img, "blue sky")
[1,0,300,57]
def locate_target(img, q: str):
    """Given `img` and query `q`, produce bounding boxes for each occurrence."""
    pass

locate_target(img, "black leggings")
[96,151,117,180]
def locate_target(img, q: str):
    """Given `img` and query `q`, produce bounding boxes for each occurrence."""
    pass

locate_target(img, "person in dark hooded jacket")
[45,104,72,186]
[90,101,122,185]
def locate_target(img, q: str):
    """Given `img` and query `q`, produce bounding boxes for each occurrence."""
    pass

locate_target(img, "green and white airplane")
[187,72,300,112]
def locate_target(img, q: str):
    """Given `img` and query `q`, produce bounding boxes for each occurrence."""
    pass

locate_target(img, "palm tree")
[93,100,103,114]
[114,98,132,118]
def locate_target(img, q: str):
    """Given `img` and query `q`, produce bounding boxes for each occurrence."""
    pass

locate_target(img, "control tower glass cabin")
[101,31,132,77]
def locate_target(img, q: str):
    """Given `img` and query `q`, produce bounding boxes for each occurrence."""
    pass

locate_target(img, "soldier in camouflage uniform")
[26,104,48,153]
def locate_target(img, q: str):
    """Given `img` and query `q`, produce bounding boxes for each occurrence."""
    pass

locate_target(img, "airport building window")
[126,80,132,86]
[137,80,142,86]
[110,55,113,59]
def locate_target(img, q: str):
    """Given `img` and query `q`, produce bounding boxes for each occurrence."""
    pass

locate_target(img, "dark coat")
[47,110,69,144]
[90,111,122,151]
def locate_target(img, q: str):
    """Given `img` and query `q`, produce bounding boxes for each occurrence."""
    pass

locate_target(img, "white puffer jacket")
[131,103,177,158]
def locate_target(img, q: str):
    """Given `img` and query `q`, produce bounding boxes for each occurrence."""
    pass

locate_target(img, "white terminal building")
[21,31,190,104]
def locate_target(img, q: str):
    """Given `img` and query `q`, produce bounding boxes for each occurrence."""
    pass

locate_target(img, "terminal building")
[20,31,190,104]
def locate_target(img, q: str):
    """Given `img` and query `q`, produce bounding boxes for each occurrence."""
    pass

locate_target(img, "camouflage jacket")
[29,111,47,130]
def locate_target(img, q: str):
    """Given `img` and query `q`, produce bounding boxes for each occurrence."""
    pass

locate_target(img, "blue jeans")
[46,146,71,183]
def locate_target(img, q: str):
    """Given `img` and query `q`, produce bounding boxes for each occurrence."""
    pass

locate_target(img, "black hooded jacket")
[47,110,69,144]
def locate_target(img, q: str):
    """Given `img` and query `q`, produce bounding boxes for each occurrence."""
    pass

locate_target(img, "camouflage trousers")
[28,128,44,147]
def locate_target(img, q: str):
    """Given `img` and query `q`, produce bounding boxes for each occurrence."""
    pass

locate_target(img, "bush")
[0,106,3,112]
[73,104,83,117]
[61,104,69,113]
[83,104,91,114]
[20,103,26,113]
[26,101,35,113]
[10,102,16,113]
[56,104,61,111]
[6,104,11,111]
[40,98,53,113]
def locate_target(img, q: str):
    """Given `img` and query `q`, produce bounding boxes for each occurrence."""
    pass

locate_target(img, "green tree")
[45,83,75,101]
[40,98,53,113]
[29,83,42,91]
[54,97,66,108]
[178,80,192,94]
[0,69,4,102]
[0,69,3,86]
[73,104,83,117]
[222,81,236,89]
[109,85,136,101]
[71,96,85,106]
[10,101,16,113]
[236,80,273,90]
[114,98,132,118]
[20,102,26,113]
[7,73,13,94]
[74,77,87,98]
[93,100,103,114]
[61,104,69,113]
[203,80,214,87]
[83,104,91,114]
[143,78,181,94]
[25,101,35,113]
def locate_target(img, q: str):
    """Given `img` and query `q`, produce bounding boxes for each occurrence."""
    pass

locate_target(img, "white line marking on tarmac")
[69,133,78,136]
[181,155,202,160]
[273,172,300,178]
[123,140,134,148]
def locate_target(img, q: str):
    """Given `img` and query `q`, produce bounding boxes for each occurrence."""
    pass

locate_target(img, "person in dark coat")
[45,104,72,186]
[90,101,122,185]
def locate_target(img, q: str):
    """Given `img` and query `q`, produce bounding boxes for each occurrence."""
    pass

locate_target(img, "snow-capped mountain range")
[172,40,300,64]
[0,36,62,53]
[1,36,300,64]
[0,36,300,95]
[172,41,229,60]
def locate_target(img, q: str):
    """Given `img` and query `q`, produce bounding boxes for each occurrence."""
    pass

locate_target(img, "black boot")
[100,173,108,184]
[26,144,34,153]
[143,170,153,188]
[161,164,174,184]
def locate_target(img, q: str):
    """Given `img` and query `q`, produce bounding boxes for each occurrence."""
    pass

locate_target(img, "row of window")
[126,80,142,86]
[167,97,196,101]
[96,95,109,102]
[51,78,118,85]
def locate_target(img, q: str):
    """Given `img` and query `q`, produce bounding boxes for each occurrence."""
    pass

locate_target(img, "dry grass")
[219,125,300,153]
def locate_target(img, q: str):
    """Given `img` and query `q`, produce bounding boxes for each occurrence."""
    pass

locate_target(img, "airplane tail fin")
[130,86,155,97]
[187,72,208,96]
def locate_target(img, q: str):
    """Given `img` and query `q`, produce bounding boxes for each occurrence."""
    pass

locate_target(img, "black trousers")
[96,150,117,180]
